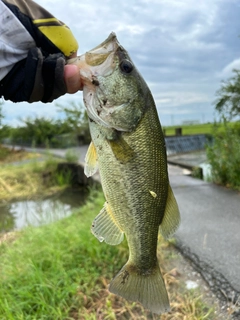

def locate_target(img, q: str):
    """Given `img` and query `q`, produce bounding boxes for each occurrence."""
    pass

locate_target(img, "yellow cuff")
[38,25,78,57]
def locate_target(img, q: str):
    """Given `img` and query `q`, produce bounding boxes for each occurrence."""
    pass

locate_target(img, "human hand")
[0,0,81,103]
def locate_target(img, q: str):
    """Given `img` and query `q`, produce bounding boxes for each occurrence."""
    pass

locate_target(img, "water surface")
[0,189,88,233]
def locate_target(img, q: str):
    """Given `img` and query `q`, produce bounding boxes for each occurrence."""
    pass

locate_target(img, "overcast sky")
[3,0,240,127]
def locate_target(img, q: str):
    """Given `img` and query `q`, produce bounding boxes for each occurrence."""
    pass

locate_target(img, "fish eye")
[120,59,133,74]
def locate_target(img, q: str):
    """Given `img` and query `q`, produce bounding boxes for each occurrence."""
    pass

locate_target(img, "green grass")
[162,122,238,136]
[163,122,238,136]
[163,123,214,136]
[0,190,127,319]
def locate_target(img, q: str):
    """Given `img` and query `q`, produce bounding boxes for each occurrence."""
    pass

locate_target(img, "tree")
[215,69,240,119]
[10,117,63,146]
[56,102,90,144]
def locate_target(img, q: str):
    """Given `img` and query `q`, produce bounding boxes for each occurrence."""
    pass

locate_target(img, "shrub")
[206,119,240,189]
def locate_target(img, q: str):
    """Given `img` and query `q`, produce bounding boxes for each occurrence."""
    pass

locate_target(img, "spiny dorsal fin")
[91,202,124,245]
[84,141,98,177]
[159,185,180,239]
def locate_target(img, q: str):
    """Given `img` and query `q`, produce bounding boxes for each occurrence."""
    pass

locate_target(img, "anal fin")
[84,141,98,177]
[159,185,180,239]
[91,202,124,245]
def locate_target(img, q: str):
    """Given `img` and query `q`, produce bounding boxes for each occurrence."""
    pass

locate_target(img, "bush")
[206,119,240,189]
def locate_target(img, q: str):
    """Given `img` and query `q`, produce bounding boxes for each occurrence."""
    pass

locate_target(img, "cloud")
[219,58,240,79]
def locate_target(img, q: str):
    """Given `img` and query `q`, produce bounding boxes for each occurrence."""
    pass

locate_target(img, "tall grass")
[0,190,126,319]
[206,120,240,189]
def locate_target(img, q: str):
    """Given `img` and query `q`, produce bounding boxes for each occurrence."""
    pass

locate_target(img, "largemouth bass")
[68,33,180,314]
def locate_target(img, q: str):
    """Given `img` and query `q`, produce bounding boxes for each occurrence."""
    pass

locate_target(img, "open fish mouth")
[85,32,118,66]
[68,33,119,81]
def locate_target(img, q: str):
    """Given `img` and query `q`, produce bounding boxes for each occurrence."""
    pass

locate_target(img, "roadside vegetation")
[0,190,231,320]
[206,119,240,190]
[206,67,240,190]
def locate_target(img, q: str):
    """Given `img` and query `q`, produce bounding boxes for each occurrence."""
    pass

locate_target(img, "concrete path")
[167,150,207,169]
[170,165,240,309]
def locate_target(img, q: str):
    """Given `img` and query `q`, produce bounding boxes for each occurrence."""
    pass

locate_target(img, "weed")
[54,170,72,186]
[206,119,240,189]
[65,149,79,163]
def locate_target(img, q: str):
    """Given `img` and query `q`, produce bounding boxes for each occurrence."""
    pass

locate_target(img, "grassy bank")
[163,123,214,136]
[0,190,230,319]
[0,154,72,203]
[162,122,239,136]
[0,145,40,164]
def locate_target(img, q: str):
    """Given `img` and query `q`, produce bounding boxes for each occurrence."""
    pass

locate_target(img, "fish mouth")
[69,33,131,130]
[77,33,128,129]
[85,32,118,66]
[68,33,119,82]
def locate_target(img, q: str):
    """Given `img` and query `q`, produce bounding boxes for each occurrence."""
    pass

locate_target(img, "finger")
[64,64,83,93]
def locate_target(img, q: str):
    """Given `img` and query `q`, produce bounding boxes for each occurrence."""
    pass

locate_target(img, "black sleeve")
[0,0,78,103]
[0,48,67,103]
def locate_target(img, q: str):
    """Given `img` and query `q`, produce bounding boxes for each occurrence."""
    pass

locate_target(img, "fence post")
[175,127,182,136]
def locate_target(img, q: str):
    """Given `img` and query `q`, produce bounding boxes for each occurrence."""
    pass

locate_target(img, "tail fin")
[109,261,170,315]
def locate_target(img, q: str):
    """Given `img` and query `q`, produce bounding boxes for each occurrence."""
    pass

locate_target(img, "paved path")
[170,165,240,309]
[167,150,207,169]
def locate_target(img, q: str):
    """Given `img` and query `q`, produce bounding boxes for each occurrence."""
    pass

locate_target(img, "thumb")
[64,64,83,93]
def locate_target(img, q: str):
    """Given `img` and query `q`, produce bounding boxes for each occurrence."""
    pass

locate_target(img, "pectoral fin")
[107,134,135,163]
[91,202,124,245]
[84,141,98,177]
[159,185,180,239]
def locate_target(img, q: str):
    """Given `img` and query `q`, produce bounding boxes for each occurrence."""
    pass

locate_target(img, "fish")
[68,33,180,315]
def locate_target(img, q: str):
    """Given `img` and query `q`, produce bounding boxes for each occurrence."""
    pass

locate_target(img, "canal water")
[0,189,89,233]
